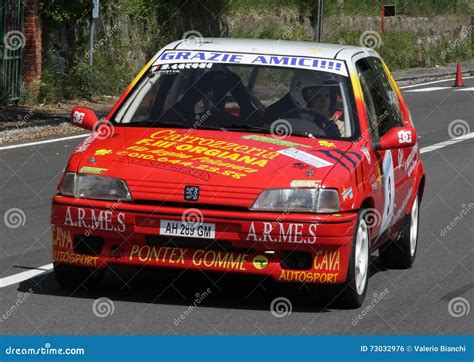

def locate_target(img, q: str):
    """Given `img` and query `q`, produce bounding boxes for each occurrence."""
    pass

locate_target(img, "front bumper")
[51,195,358,284]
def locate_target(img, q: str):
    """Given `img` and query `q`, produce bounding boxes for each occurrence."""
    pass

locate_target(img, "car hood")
[69,128,352,208]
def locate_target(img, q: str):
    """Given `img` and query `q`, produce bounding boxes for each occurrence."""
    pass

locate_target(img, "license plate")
[159,219,215,239]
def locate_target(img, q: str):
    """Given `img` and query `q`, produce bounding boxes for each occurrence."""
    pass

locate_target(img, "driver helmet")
[289,69,338,111]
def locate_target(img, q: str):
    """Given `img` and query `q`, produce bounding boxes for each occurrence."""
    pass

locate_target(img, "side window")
[355,58,404,142]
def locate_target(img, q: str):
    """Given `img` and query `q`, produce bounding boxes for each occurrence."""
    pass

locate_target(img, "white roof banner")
[154,50,348,77]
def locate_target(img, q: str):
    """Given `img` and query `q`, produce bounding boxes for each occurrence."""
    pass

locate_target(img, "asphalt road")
[0,78,473,335]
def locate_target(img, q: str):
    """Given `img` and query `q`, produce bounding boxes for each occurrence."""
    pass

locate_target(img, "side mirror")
[71,107,99,131]
[376,126,417,150]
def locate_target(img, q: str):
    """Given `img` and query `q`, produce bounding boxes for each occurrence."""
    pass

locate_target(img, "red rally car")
[52,38,425,308]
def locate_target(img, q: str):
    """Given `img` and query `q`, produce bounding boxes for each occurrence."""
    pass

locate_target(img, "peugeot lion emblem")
[184,186,200,201]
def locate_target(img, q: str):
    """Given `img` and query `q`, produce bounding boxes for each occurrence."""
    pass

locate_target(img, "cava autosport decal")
[155,51,348,77]
[52,226,99,267]
[114,129,284,179]
[279,250,341,283]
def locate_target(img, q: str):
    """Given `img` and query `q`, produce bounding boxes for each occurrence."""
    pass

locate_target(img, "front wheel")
[379,194,419,269]
[320,211,370,309]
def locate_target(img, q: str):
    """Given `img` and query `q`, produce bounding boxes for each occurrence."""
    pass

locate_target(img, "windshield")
[114,55,356,140]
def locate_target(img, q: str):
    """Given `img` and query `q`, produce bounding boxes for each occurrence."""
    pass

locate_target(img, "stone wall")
[226,9,473,46]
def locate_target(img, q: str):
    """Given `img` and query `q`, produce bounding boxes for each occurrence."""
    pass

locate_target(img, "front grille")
[134,200,249,212]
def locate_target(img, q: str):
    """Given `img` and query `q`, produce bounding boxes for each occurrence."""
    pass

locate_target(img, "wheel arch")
[417,174,426,202]
[358,197,375,246]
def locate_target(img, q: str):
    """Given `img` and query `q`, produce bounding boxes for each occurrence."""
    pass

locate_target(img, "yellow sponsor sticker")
[241,135,311,148]
[290,180,321,187]
[94,149,113,156]
[318,140,336,148]
[79,166,107,175]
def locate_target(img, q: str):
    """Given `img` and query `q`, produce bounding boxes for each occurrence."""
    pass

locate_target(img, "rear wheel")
[379,194,419,269]
[320,211,370,309]
[54,263,104,291]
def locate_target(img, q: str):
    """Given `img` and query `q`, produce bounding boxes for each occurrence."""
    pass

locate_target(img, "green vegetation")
[229,0,473,16]
[326,31,473,70]
[37,0,473,103]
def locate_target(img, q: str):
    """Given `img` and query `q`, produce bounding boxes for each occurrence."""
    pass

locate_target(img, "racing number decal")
[380,150,395,234]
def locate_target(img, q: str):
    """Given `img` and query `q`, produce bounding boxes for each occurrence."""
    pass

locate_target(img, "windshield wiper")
[120,120,228,131]
[226,124,269,133]
[124,120,188,128]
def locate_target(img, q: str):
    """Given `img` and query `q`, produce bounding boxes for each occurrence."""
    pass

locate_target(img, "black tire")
[379,194,419,269]
[54,263,104,291]
[320,211,370,309]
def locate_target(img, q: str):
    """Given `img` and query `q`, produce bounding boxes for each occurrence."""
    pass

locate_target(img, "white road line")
[453,87,474,91]
[420,132,474,154]
[0,263,53,288]
[399,76,474,89]
[405,86,474,93]
[0,133,88,151]
[405,86,452,93]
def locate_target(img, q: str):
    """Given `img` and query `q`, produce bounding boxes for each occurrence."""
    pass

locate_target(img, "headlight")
[250,188,339,213]
[60,172,132,201]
